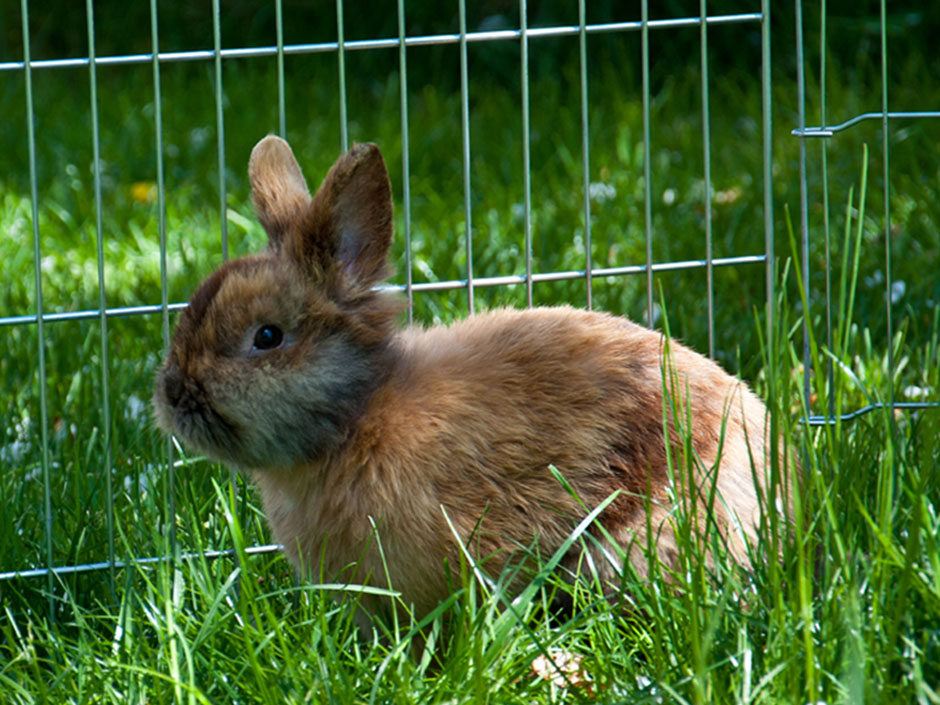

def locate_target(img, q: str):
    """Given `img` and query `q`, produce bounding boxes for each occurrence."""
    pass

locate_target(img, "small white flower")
[903,385,932,399]
[890,280,906,304]
[589,181,617,204]
[715,186,742,204]
[1,439,28,464]
[188,126,211,150]
[125,394,146,421]
[531,649,590,689]
[662,188,676,206]
[572,233,584,254]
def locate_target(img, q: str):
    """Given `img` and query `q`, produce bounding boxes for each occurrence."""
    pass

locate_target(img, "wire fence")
[791,0,940,426]
[0,0,775,602]
[6,0,935,611]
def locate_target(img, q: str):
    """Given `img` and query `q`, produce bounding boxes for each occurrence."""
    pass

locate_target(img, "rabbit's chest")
[251,464,456,594]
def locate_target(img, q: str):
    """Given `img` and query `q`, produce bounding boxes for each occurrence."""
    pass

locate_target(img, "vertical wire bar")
[641,0,654,325]
[336,0,348,152]
[86,0,116,597]
[150,0,175,556]
[880,0,894,413]
[397,0,413,322]
[700,0,714,359]
[761,0,774,370]
[212,0,228,263]
[578,0,592,310]
[795,0,812,414]
[760,0,778,511]
[275,0,286,138]
[520,0,533,308]
[820,0,833,420]
[211,0,242,594]
[794,10,816,695]
[274,0,290,602]
[458,0,474,313]
[20,0,55,621]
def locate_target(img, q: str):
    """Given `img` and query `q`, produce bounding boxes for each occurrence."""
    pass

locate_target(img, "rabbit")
[153,135,780,620]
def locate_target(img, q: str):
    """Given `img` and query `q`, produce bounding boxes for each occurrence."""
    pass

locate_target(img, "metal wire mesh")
[0,2,776,594]
[792,0,940,426]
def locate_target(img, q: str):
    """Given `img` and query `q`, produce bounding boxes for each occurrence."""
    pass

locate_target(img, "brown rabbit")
[153,135,777,619]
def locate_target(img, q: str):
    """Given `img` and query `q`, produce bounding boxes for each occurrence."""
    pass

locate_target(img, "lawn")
[0,2,938,703]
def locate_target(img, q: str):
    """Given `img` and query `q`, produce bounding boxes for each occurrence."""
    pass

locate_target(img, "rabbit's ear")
[249,136,312,247]
[304,143,393,291]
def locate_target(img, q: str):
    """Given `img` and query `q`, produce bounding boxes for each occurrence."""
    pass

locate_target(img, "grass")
[1,3,939,703]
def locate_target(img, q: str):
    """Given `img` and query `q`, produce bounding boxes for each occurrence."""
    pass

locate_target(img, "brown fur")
[153,135,779,619]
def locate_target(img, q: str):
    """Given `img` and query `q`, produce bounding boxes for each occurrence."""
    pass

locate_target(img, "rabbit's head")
[153,137,402,471]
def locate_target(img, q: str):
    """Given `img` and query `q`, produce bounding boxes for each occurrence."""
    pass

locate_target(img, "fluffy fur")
[153,136,778,619]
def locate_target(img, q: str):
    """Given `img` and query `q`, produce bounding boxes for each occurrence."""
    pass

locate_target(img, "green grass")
[1,4,940,703]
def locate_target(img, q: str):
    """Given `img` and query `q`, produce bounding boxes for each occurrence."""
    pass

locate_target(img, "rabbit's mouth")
[173,401,239,458]
[154,365,242,463]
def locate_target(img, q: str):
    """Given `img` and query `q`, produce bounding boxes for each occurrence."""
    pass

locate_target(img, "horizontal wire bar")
[0,303,187,327]
[792,110,940,137]
[0,254,765,327]
[0,13,761,73]
[0,543,282,581]
[803,401,939,426]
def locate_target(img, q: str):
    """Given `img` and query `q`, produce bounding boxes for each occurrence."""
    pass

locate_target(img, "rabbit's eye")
[253,324,284,351]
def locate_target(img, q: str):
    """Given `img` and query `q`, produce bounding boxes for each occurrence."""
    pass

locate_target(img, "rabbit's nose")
[163,366,186,408]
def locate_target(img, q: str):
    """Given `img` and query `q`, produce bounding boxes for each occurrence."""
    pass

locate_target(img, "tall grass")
[1,271,937,702]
